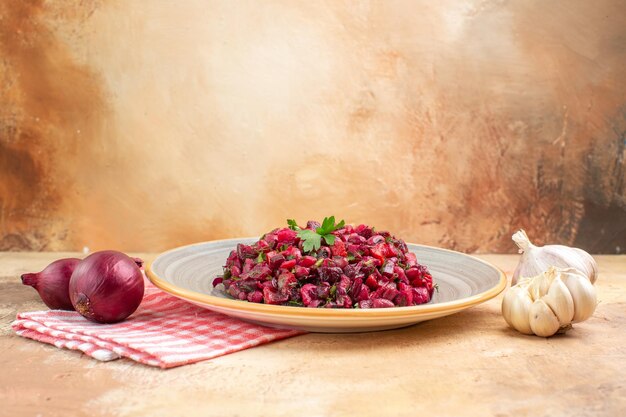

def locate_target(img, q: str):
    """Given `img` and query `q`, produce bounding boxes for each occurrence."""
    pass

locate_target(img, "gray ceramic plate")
[147,239,507,332]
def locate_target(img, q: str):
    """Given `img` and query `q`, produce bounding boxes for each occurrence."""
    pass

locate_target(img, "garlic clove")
[560,268,597,323]
[511,230,598,285]
[502,286,533,334]
[529,299,561,337]
[542,275,575,326]
[527,267,556,300]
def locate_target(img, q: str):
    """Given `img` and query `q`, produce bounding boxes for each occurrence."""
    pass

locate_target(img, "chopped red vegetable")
[213,217,434,308]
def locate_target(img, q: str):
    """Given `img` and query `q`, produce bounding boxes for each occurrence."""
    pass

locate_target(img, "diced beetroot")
[294,266,310,278]
[269,253,285,270]
[405,252,417,267]
[382,261,395,276]
[299,256,317,267]
[226,250,238,262]
[306,220,321,229]
[280,259,297,270]
[242,258,256,274]
[276,228,297,243]
[356,285,370,302]
[254,239,270,251]
[240,263,271,280]
[260,280,274,289]
[359,300,374,308]
[230,266,241,278]
[237,243,257,259]
[263,287,289,305]
[332,256,348,269]
[320,258,334,268]
[348,233,366,244]
[367,235,384,245]
[300,283,318,306]
[412,287,430,304]
[263,232,278,248]
[317,247,332,258]
[385,243,399,257]
[370,244,386,263]
[356,224,373,239]
[421,270,434,290]
[277,272,296,294]
[347,244,361,254]
[336,294,353,308]
[394,266,407,283]
[247,291,263,303]
[281,245,302,260]
[371,298,395,308]
[318,266,343,283]
[405,267,422,282]
[331,239,347,257]
[349,277,363,299]
[227,284,240,298]
[395,289,413,306]
[374,282,399,300]
[238,292,247,300]
[337,275,351,296]
[308,299,323,308]
[365,274,379,290]
[212,277,223,286]
[316,282,331,299]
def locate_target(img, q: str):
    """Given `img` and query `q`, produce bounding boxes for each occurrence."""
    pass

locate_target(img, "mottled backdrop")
[1,0,625,253]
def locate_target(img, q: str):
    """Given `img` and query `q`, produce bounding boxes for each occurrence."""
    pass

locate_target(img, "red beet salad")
[213,217,435,308]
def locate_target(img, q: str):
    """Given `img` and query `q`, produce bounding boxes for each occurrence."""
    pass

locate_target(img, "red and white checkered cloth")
[11,280,303,368]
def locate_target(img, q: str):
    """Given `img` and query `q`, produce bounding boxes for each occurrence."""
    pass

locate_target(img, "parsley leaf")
[296,216,346,253]
[298,229,321,252]
[256,251,266,263]
[316,216,345,235]
[287,219,300,231]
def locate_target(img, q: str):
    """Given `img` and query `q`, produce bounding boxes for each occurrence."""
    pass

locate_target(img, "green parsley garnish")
[287,219,300,231]
[329,284,337,298]
[256,251,266,263]
[287,300,304,307]
[293,216,345,253]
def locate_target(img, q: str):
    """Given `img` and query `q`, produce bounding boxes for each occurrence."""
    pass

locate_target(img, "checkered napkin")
[11,280,303,368]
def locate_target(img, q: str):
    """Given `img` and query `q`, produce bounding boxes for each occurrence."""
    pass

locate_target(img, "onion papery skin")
[69,251,144,324]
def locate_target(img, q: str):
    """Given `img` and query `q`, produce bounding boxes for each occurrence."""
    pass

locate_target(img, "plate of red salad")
[147,217,507,332]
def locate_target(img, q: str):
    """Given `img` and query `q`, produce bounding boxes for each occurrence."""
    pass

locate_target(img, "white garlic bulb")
[512,230,598,285]
[501,267,597,337]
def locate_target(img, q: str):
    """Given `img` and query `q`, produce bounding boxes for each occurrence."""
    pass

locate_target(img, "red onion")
[21,258,81,310]
[69,251,144,324]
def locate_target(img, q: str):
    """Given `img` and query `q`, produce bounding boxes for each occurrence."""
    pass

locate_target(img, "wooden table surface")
[1,253,624,417]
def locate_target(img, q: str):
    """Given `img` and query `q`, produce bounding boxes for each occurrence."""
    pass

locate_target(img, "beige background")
[1,0,625,253]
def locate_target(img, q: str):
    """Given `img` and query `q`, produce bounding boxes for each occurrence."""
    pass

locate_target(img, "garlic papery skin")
[502,285,533,334]
[501,266,597,337]
[511,230,598,285]
[529,299,561,337]
[559,268,597,323]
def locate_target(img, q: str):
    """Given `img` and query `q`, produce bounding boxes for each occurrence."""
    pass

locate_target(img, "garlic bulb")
[512,230,598,285]
[501,267,597,337]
